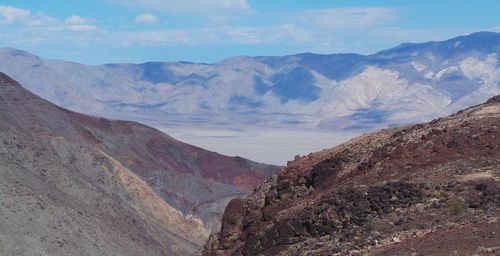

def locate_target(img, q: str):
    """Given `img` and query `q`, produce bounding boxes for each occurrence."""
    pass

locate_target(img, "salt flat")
[164,127,361,165]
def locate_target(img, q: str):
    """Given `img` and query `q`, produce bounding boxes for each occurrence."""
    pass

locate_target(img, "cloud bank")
[134,13,159,25]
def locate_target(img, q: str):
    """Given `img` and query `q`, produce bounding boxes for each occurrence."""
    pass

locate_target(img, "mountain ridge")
[1,32,498,133]
[0,72,277,255]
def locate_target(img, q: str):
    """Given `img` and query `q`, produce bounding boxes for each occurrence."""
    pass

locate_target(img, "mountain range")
[0,72,276,255]
[0,32,499,133]
[0,31,499,256]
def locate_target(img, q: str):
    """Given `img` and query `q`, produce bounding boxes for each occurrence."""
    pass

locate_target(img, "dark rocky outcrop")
[203,95,500,256]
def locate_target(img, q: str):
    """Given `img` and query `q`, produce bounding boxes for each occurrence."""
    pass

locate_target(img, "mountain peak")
[467,31,500,37]
[0,73,40,103]
[0,72,21,87]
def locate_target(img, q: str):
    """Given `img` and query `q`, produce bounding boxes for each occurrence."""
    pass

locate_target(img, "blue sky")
[0,0,499,64]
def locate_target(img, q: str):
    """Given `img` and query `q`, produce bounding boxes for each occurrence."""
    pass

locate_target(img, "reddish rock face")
[68,106,276,189]
[203,95,500,256]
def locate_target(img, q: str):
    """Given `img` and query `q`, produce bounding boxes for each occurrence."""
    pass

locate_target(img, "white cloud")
[296,7,397,31]
[0,5,59,28]
[122,30,191,46]
[220,24,311,45]
[114,0,252,17]
[238,7,397,54]
[65,15,87,25]
[0,6,102,50]
[64,15,97,31]
[0,5,31,23]
[134,13,159,24]
[66,24,97,32]
[119,24,311,47]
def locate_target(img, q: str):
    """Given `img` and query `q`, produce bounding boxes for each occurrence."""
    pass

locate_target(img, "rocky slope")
[1,32,499,131]
[0,73,276,255]
[203,95,500,255]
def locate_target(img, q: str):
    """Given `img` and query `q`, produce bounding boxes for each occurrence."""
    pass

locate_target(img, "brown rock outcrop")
[203,95,500,256]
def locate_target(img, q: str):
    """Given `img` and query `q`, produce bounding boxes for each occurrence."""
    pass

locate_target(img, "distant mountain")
[203,95,500,255]
[0,32,498,131]
[0,73,276,255]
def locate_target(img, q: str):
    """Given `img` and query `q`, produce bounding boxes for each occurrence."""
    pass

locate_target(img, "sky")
[0,0,499,65]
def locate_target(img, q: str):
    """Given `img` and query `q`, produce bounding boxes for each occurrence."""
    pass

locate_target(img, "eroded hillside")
[0,73,276,255]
